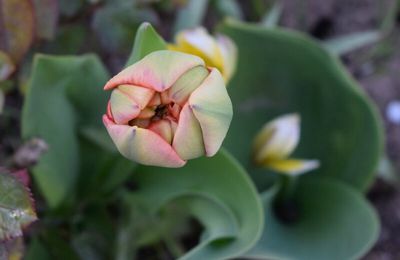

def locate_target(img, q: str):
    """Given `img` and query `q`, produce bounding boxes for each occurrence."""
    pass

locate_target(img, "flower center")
[154,105,168,120]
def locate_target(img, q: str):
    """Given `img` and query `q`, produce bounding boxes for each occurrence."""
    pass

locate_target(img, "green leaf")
[173,0,209,34]
[92,3,158,53]
[244,178,379,259]
[125,22,167,67]
[323,31,382,56]
[213,0,243,20]
[133,149,263,260]
[0,172,37,241]
[220,20,383,191]
[22,54,109,208]
[260,2,282,27]
[25,238,52,260]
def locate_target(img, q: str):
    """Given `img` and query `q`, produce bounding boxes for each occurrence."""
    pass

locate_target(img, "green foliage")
[132,149,263,260]
[22,54,109,207]
[0,172,37,241]
[245,178,379,260]
[220,20,383,191]
[173,0,209,34]
[323,31,382,56]
[125,22,167,67]
[92,2,158,53]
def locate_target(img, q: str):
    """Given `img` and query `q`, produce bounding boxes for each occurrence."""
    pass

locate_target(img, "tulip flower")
[252,114,319,175]
[103,50,233,168]
[168,27,237,82]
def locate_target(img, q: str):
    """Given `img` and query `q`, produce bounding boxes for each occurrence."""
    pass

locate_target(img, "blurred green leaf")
[92,2,158,53]
[22,54,109,208]
[0,172,37,241]
[244,178,379,259]
[32,0,59,40]
[260,2,282,27]
[0,0,35,62]
[25,238,52,260]
[125,22,167,67]
[323,31,382,56]
[173,0,209,34]
[43,25,87,55]
[220,20,383,191]
[133,149,263,260]
[77,132,136,198]
[213,0,243,20]
[58,0,83,17]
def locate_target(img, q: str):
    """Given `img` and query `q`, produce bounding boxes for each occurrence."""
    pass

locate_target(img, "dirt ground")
[281,0,400,258]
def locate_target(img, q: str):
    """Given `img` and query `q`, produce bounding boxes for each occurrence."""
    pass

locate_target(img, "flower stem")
[274,174,300,224]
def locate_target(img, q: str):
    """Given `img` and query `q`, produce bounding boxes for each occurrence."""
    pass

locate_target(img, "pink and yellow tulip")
[253,114,319,175]
[103,50,233,168]
[168,27,237,83]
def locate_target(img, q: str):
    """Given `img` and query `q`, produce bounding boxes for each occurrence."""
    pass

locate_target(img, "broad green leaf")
[22,54,109,207]
[125,22,167,67]
[261,2,282,27]
[244,178,379,260]
[173,0,209,34]
[92,3,158,53]
[323,31,382,56]
[213,0,243,20]
[77,131,136,198]
[0,172,37,241]
[0,0,34,62]
[32,0,58,40]
[134,149,263,260]
[220,21,383,191]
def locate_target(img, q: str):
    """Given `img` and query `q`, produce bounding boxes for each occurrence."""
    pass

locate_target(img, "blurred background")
[0,0,399,258]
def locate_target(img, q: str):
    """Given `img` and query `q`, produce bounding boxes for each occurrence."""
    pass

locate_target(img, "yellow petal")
[169,27,224,74]
[253,114,300,164]
[263,158,320,175]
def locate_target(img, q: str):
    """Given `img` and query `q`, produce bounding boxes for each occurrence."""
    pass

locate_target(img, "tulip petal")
[148,119,174,144]
[189,68,233,156]
[169,66,209,105]
[216,34,237,81]
[118,84,155,109]
[174,28,224,69]
[263,158,320,175]
[110,88,141,124]
[103,115,186,168]
[173,104,205,160]
[104,50,204,92]
[253,114,300,163]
